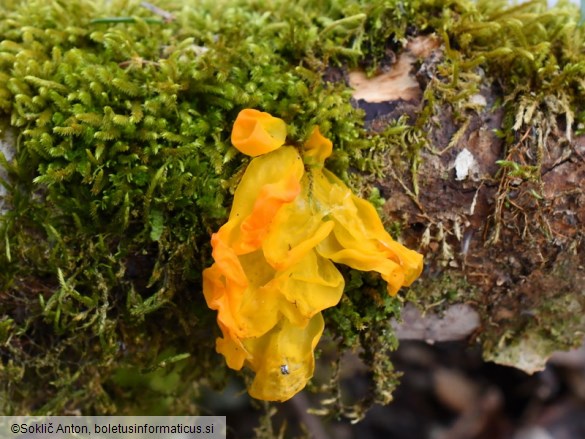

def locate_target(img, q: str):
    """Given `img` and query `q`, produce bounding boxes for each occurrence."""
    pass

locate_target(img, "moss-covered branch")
[1,0,584,421]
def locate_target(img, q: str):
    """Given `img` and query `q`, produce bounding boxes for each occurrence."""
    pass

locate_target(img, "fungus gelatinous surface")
[203,109,423,401]
[230,109,287,156]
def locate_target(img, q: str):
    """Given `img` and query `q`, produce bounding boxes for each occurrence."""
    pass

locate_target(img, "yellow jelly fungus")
[303,126,333,165]
[203,109,424,402]
[246,314,324,401]
[230,108,287,156]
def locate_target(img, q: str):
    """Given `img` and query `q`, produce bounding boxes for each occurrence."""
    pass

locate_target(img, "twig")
[140,1,175,23]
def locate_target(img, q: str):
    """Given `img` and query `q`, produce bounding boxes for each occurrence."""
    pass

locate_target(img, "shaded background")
[209,340,585,439]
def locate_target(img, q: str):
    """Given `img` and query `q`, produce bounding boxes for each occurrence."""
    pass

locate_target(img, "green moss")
[1,0,584,418]
[406,271,478,313]
[320,270,402,421]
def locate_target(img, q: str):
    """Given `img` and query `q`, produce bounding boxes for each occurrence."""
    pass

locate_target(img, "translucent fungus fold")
[246,314,324,401]
[203,109,424,401]
[230,108,287,156]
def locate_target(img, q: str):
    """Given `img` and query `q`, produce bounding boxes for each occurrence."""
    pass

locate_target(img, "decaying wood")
[349,35,585,374]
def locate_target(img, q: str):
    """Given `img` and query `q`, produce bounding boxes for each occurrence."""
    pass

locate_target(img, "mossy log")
[0,0,584,419]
